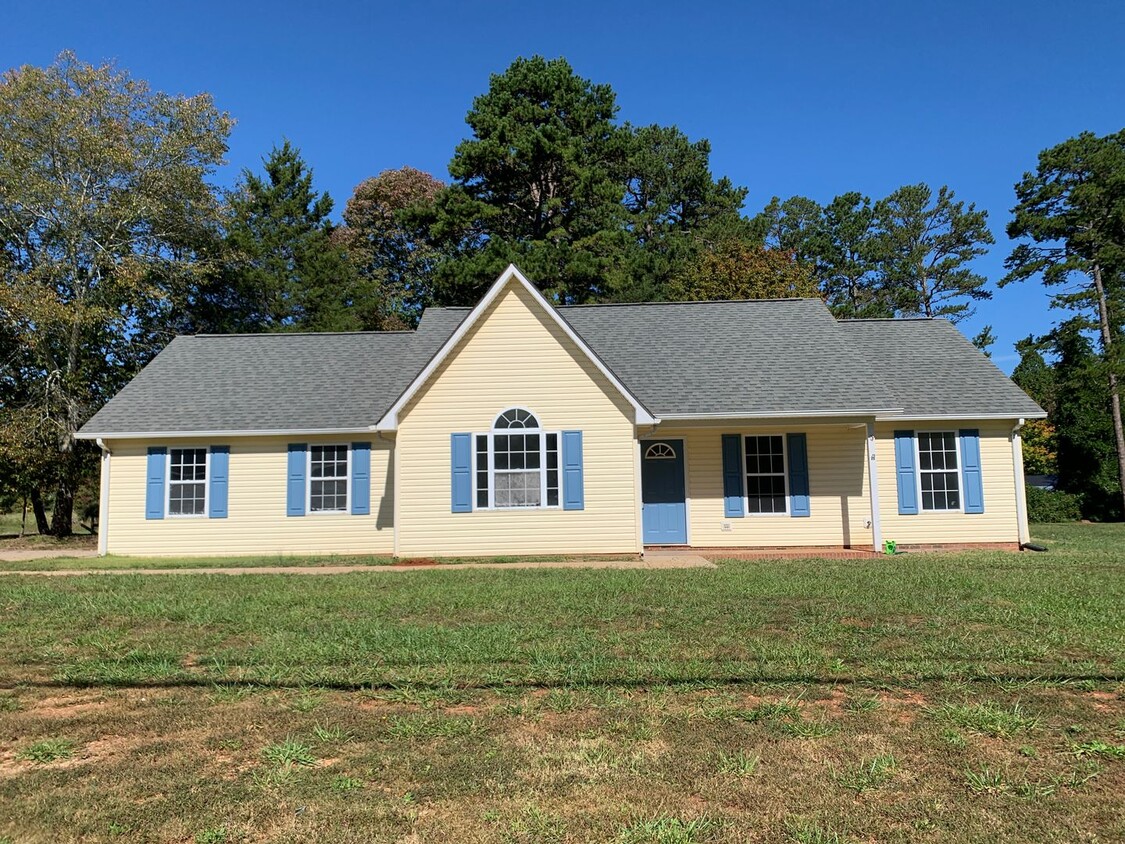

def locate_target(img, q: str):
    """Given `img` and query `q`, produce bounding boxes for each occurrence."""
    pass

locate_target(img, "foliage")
[1020,419,1058,475]
[1025,485,1081,523]
[666,241,819,302]
[0,52,231,535]
[971,324,995,356]
[203,141,364,332]
[873,183,994,321]
[336,166,445,327]
[1004,129,1125,520]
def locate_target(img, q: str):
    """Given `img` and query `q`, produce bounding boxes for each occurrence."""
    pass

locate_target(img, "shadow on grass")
[7,671,1124,693]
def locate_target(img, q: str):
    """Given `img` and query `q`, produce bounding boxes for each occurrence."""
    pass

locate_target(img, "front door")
[641,439,688,545]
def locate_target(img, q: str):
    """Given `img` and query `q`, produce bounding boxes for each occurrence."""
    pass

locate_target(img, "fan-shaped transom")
[493,408,540,430]
[645,442,677,460]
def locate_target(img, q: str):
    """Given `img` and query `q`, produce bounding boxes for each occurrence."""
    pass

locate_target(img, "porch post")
[866,421,882,553]
[96,439,111,556]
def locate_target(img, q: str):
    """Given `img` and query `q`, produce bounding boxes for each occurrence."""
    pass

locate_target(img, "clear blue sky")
[5,1,1124,371]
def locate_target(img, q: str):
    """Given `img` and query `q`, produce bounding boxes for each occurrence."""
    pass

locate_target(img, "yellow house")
[77,266,1045,558]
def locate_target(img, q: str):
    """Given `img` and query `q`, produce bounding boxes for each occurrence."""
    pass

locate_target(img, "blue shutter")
[562,430,584,511]
[786,433,810,517]
[721,434,745,518]
[287,444,307,517]
[145,447,166,520]
[208,446,229,519]
[959,429,984,514]
[351,442,371,515]
[894,430,918,515]
[451,433,472,513]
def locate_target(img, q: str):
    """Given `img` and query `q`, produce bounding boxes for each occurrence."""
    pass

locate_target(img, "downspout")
[96,438,111,556]
[377,430,398,557]
[865,421,882,553]
[1010,419,1030,547]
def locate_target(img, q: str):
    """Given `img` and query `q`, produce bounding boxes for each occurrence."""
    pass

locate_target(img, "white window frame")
[915,430,964,514]
[473,408,561,511]
[306,443,352,515]
[165,447,210,519]
[743,433,789,517]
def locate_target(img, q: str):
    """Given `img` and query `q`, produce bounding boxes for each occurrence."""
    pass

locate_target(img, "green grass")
[0,524,1122,842]
[18,738,75,763]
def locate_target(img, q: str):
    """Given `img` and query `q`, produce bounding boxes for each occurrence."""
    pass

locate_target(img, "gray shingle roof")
[79,310,465,435]
[78,296,1041,437]
[558,299,897,417]
[838,319,1044,418]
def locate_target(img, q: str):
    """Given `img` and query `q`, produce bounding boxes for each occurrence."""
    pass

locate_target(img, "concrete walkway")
[0,555,716,577]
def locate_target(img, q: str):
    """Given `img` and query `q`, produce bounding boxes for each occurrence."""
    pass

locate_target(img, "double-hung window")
[168,448,208,516]
[744,435,787,515]
[474,409,560,509]
[917,431,960,511]
[309,444,349,513]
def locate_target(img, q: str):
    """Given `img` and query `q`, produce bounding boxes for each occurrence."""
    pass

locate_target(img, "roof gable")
[373,265,657,430]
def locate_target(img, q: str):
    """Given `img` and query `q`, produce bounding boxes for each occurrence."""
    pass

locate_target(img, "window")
[917,431,960,511]
[168,448,207,516]
[744,435,787,514]
[309,445,349,513]
[475,409,560,509]
[645,442,676,460]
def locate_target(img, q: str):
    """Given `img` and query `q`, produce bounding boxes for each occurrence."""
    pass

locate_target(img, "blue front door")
[641,439,688,545]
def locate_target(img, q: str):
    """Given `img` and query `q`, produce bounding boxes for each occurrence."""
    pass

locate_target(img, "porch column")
[865,422,882,553]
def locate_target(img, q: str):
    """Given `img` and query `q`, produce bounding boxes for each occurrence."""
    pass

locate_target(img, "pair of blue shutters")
[893,429,984,515]
[722,433,810,518]
[286,443,371,517]
[145,445,229,520]
[451,431,584,511]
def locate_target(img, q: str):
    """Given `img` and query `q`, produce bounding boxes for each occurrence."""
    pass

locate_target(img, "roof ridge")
[558,297,824,309]
[189,330,416,338]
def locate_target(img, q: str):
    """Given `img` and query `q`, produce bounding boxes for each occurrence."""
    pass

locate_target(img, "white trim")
[97,439,111,556]
[373,265,657,431]
[875,412,1047,422]
[1010,419,1030,545]
[306,444,352,515]
[660,410,900,421]
[914,430,964,514]
[633,437,645,552]
[75,426,373,441]
[865,422,882,552]
[742,433,790,517]
[165,447,210,519]
[472,418,561,511]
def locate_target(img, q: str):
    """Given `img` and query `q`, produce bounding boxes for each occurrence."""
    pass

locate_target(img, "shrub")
[1025,485,1081,522]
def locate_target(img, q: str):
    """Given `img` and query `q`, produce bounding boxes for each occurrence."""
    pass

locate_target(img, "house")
[76,265,1045,558]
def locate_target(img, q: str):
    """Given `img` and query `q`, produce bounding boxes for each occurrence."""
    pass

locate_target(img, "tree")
[1011,335,1059,477]
[336,167,445,328]
[1049,321,1121,519]
[212,141,363,332]
[874,184,994,322]
[818,193,888,318]
[971,324,996,357]
[0,52,231,535]
[1003,129,1125,520]
[752,195,824,258]
[432,56,628,305]
[666,239,818,302]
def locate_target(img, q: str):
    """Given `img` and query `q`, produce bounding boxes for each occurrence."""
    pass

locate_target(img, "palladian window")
[474,409,560,509]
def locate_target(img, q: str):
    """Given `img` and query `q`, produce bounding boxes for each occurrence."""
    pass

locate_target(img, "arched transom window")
[474,408,560,508]
[645,442,677,460]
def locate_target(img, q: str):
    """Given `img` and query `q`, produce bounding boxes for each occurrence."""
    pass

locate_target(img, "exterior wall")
[103,435,394,556]
[875,421,1021,546]
[395,282,640,557]
[658,425,873,548]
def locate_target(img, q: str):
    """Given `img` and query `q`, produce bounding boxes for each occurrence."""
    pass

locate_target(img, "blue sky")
[5,1,1123,371]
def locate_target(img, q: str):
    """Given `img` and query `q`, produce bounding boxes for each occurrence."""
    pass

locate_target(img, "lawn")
[0,525,1122,842]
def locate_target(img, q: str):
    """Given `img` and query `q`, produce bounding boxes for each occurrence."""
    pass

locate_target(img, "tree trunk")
[30,489,50,535]
[1092,263,1125,519]
[50,478,75,537]
[19,496,27,538]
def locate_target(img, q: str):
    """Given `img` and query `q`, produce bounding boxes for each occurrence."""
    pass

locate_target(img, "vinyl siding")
[104,435,394,556]
[395,282,639,557]
[875,421,1020,545]
[658,425,873,547]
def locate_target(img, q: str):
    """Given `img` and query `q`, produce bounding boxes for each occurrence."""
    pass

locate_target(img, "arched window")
[474,408,559,508]
[644,442,677,460]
